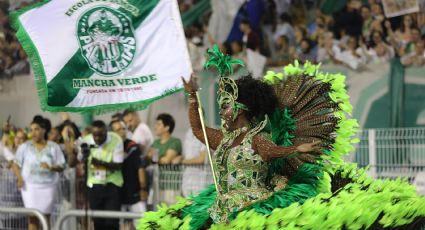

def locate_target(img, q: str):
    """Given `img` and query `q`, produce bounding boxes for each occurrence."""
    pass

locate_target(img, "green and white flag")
[11,0,192,113]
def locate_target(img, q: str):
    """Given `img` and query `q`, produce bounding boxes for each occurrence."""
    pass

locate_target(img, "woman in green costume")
[183,75,320,224]
[139,47,425,230]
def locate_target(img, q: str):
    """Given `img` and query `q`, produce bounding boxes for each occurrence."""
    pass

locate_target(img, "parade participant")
[138,46,425,230]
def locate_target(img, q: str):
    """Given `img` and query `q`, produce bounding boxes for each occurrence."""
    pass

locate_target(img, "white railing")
[0,207,48,230]
[0,162,74,230]
[347,128,425,182]
[54,209,142,230]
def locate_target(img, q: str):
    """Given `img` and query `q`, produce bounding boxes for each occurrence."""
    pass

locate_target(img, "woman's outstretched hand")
[296,141,322,153]
[182,74,198,94]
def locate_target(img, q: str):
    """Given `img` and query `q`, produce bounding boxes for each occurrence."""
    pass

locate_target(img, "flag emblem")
[77,6,136,76]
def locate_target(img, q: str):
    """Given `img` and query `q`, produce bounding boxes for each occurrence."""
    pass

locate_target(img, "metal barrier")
[0,207,48,230]
[0,163,74,229]
[151,164,214,206]
[53,209,142,230]
[347,128,425,182]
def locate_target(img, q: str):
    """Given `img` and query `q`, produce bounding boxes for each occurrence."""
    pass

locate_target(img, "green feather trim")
[181,185,216,230]
[268,107,296,147]
[203,44,244,77]
[167,165,425,230]
[137,197,191,230]
[264,107,297,182]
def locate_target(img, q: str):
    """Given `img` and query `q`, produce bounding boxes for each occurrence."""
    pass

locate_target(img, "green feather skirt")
[137,163,425,230]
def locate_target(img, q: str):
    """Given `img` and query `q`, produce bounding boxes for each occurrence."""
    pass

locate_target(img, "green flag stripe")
[10,0,52,110]
[47,0,160,106]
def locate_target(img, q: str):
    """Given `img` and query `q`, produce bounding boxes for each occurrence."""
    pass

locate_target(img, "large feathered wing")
[264,61,359,178]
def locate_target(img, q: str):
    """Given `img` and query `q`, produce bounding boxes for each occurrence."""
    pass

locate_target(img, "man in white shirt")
[123,110,154,156]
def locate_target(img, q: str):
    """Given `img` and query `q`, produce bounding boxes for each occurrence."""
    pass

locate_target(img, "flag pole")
[195,92,220,195]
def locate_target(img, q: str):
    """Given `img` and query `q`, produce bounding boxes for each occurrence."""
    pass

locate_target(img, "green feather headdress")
[203,44,244,77]
[203,45,247,121]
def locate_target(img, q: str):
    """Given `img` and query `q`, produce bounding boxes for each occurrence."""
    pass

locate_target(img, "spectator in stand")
[401,40,425,66]
[418,12,425,35]
[147,113,182,204]
[403,27,422,55]
[0,139,13,163]
[395,14,418,44]
[337,36,368,70]
[386,18,422,57]
[317,32,339,64]
[361,5,374,41]
[0,120,17,165]
[295,38,317,64]
[230,41,247,65]
[273,13,295,47]
[4,43,29,77]
[333,0,363,39]
[370,2,385,22]
[123,105,153,211]
[0,120,26,229]
[172,129,208,197]
[111,112,123,122]
[0,48,14,78]
[261,0,278,57]
[11,115,65,230]
[110,120,148,229]
[239,19,261,52]
[60,119,90,218]
[60,120,81,144]
[273,0,291,17]
[268,35,294,66]
[0,4,29,77]
[308,15,328,42]
[74,120,124,230]
[1,119,27,157]
[148,114,181,165]
[367,30,395,64]
[293,26,308,49]
[48,126,62,144]
[314,9,334,28]
[123,110,154,156]
[186,26,206,72]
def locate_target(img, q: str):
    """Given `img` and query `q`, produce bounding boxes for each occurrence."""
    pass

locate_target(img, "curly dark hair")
[31,115,51,140]
[234,75,278,122]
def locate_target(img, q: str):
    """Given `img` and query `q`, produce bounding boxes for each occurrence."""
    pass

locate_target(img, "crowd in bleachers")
[0,1,30,79]
[186,0,425,72]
